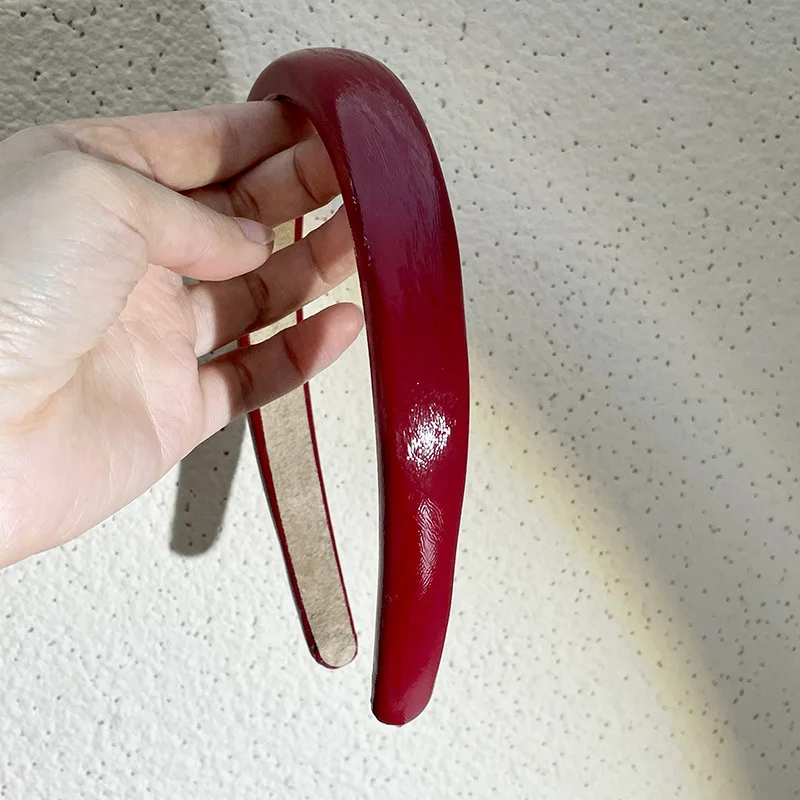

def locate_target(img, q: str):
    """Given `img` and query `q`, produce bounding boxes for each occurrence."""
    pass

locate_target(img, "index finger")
[44,101,314,190]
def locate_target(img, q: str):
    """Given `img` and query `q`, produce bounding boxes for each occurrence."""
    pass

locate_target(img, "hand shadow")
[170,418,246,556]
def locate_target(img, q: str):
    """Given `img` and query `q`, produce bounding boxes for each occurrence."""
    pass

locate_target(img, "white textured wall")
[2,1,799,798]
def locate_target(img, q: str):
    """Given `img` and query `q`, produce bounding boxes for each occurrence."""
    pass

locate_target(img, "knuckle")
[281,327,306,382]
[232,179,262,221]
[231,356,259,413]
[242,270,272,327]
[306,209,356,287]
[304,235,331,288]
[50,120,156,180]
[294,138,338,207]
[200,107,239,162]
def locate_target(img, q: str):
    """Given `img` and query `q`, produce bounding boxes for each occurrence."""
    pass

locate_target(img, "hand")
[0,102,362,568]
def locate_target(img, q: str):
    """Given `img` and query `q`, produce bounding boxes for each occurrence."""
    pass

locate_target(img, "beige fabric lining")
[249,222,356,668]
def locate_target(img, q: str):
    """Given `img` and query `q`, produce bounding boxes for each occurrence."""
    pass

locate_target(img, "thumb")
[84,152,275,280]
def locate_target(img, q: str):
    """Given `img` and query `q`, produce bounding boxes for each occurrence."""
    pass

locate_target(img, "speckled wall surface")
[1,1,799,798]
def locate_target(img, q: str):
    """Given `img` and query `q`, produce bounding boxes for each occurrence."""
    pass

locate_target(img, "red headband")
[245,48,469,725]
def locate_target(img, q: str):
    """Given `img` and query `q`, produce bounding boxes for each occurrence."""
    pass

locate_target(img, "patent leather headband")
[245,48,470,725]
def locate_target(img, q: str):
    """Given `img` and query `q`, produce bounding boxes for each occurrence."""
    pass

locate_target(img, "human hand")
[0,102,361,568]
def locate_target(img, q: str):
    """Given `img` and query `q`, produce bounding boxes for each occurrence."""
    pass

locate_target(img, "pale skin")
[0,101,362,569]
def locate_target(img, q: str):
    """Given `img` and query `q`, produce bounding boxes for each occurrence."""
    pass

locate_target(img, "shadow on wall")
[170,419,246,555]
[0,1,247,558]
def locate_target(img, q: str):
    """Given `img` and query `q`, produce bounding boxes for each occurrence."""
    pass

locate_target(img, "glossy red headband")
[245,48,469,725]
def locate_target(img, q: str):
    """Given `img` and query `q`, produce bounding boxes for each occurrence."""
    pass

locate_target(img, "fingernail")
[236,217,275,247]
